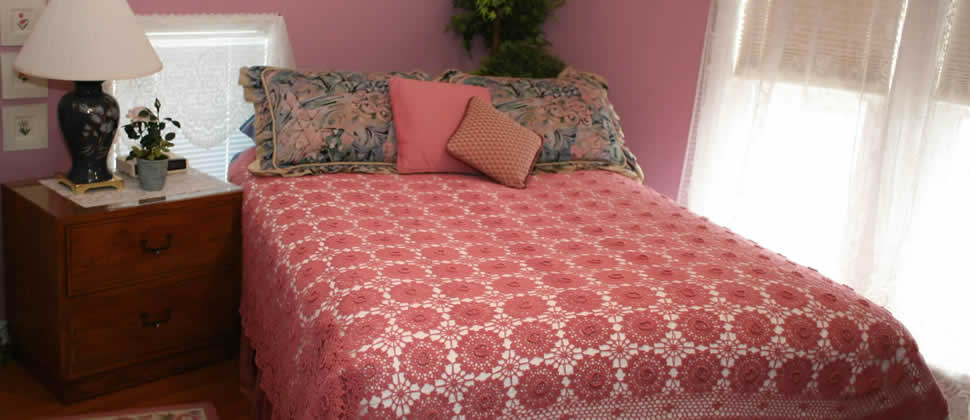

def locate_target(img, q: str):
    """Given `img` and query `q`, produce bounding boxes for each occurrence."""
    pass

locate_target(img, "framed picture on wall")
[1,52,47,99]
[2,103,48,152]
[1,0,46,46]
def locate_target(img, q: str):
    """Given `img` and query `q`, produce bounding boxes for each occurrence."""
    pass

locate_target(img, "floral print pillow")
[239,66,275,146]
[240,67,430,176]
[438,69,642,181]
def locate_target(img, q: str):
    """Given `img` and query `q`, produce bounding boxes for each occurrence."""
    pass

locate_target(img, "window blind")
[735,0,907,94]
[938,0,970,104]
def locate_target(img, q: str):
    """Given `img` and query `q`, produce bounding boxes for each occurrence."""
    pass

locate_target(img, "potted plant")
[123,99,180,191]
[447,0,567,78]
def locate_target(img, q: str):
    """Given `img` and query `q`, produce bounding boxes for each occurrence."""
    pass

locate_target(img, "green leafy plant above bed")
[477,39,566,79]
[447,0,567,78]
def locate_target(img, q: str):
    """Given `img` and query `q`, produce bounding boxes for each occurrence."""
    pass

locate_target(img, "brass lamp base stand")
[56,174,124,195]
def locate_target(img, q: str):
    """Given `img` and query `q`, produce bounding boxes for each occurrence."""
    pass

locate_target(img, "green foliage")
[124,98,181,161]
[447,0,566,77]
[477,40,565,78]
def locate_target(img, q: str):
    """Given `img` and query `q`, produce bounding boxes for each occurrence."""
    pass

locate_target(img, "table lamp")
[14,0,162,194]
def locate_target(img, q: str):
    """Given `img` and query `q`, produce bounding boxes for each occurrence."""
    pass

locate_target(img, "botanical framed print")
[1,0,45,46]
[1,52,47,99]
[2,103,48,151]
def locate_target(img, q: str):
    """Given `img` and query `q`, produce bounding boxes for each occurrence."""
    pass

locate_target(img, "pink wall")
[0,0,709,320]
[547,0,710,198]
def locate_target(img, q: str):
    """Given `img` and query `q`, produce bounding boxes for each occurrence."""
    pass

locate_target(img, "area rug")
[47,402,218,420]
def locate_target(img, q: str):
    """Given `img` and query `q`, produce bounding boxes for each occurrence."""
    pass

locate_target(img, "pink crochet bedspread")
[230,155,947,419]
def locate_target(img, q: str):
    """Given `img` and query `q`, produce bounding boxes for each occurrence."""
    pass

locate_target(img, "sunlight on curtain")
[686,80,867,280]
[891,105,970,373]
[683,1,970,417]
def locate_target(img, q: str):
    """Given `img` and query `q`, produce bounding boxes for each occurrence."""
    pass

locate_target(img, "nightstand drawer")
[67,269,238,379]
[67,203,237,296]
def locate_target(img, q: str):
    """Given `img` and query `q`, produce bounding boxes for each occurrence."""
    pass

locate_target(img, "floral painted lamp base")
[55,173,124,195]
[57,81,121,185]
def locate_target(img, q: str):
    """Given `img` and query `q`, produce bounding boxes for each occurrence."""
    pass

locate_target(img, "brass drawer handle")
[141,234,173,256]
[140,308,172,328]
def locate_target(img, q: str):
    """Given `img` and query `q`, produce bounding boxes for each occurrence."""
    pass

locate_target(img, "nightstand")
[1,177,242,403]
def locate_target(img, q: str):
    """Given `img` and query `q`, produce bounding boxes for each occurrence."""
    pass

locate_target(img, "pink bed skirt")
[240,334,274,420]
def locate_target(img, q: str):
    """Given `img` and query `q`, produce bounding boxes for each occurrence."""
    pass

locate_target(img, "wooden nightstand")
[1,177,242,403]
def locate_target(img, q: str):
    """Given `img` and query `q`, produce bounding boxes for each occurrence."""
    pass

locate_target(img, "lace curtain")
[681,1,970,418]
[111,14,294,179]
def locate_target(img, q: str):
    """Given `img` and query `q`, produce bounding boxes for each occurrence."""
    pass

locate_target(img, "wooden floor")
[0,359,250,419]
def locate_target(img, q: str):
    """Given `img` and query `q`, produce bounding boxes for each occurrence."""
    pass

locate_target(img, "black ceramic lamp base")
[58,81,120,185]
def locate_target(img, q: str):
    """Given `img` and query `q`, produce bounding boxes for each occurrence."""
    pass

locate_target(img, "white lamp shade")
[14,0,162,81]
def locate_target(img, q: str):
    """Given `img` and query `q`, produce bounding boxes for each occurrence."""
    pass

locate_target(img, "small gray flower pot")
[137,158,169,191]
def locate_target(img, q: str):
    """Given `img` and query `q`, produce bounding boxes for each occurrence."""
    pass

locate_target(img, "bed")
[229,147,948,419]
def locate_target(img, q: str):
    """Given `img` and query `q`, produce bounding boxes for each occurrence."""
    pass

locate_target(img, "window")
[684,0,908,281]
[684,0,970,412]
[112,14,293,181]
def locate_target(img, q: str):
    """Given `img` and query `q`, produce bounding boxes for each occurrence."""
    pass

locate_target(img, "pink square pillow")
[447,97,543,188]
[390,78,491,174]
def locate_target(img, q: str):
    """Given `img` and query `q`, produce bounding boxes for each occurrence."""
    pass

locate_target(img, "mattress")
[230,153,948,419]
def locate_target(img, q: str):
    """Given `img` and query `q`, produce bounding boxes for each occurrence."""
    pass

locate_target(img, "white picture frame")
[2,103,48,151]
[0,0,45,46]
[1,52,47,99]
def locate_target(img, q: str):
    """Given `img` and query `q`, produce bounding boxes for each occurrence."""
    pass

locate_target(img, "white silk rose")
[126,106,154,123]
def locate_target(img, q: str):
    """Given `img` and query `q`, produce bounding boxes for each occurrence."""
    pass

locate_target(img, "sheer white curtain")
[681,0,970,418]
[112,14,294,180]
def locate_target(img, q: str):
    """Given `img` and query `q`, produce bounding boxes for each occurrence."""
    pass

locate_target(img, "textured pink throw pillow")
[390,78,491,174]
[447,97,543,189]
